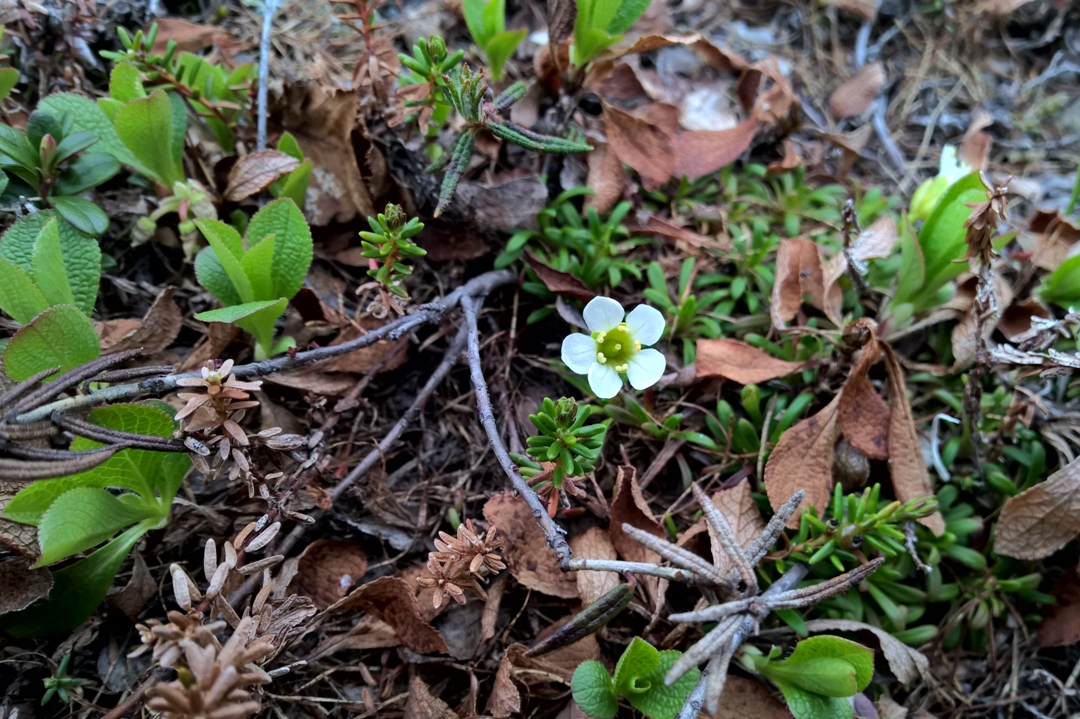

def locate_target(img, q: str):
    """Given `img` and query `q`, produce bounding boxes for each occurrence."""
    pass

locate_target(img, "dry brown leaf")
[609,465,663,601]
[487,654,522,717]
[881,344,946,535]
[636,215,719,250]
[569,527,619,606]
[995,457,1080,560]
[523,252,596,303]
[832,0,878,20]
[959,110,993,171]
[602,34,746,73]
[1028,211,1080,271]
[998,298,1050,341]
[0,558,51,615]
[455,175,549,231]
[0,479,39,556]
[713,676,790,719]
[695,338,805,384]
[589,62,647,100]
[148,18,222,54]
[480,576,507,643]
[876,696,909,719]
[764,395,841,528]
[484,492,578,598]
[264,369,358,395]
[329,576,449,654]
[977,0,1035,15]
[771,238,826,330]
[107,550,155,621]
[547,0,577,45]
[672,119,759,180]
[680,481,767,574]
[406,676,460,719]
[584,142,627,215]
[506,630,600,684]
[823,124,874,179]
[1038,565,1080,647]
[224,149,300,202]
[99,287,183,355]
[838,342,890,460]
[829,63,886,119]
[602,101,675,191]
[287,539,368,610]
[804,618,930,683]
[275,83,376,224]
[318,320,409,375]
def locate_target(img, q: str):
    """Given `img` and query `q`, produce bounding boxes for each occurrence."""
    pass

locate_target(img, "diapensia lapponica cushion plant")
[562,297,666,399]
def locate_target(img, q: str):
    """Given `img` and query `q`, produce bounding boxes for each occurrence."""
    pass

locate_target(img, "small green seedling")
[462,0,526,82]
[510,397,608,515]
[571,637,699,719]
[432,65,591,216]
[398,35,465,134]
[0,215,102,380]
[742,636,873,719]
[359,204,427,298]
[2,404,190,636]
[572,0,652,67]
[41,653,84,706]
[0,108,120,234]
[194,198,313,359]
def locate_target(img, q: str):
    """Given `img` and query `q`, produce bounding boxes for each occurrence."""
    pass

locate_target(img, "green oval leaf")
[113,90,182,186]
[571,660,618,719]
[49,196,111,244]
[0,257,49,324]
[0,211,102,314]
[35,487,154,567]
[2,304,100,381]
[39,93,144,173]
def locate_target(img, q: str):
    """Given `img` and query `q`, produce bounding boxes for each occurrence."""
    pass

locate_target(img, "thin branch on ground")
[256,0,278,150]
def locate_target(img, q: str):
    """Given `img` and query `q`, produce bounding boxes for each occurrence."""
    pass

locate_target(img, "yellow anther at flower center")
[593,323,636,370]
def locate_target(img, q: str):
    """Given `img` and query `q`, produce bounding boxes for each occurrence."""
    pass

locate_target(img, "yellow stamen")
[597,352,607,364]
[615,363,629,372]
[635,340,641,352]
[614,343,622,351]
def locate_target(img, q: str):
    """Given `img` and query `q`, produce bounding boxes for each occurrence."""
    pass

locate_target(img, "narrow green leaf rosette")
[571,661,619,719]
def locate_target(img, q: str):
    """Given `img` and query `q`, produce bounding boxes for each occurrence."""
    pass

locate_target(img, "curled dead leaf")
[829,62,887,119]
[609,465,663,601]
[148,18,223,54]
[523,251,596,303]
[406,676,459,719]
[484,492,578,598]
[680,481,766,575]
[584,142,627,215]
[328,576,449,654]
[771,238,826,330]
[487,655,521,717]
[287,539,368,610]
[672,119,760,180]
[837,341,890,460]
[224,149,300,202]
[695,338,805,384]
[995,457,1080,560]
[602,101,675,191]
[764,395,840,527]
[98,287,183,355]
[0,558,52,616]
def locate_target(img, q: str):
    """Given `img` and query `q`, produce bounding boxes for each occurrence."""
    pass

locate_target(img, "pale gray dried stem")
[620,523,729,585]
[692,483,757,593]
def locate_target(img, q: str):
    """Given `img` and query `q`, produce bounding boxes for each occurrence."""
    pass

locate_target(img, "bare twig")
[462,297,572,568]
[256,0,278,150]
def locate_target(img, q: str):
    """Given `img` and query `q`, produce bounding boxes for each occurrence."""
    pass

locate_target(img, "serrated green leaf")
[200,235,254,304]
[774,681,853,719]
[193,245,243,307]
[613,637,660,696]
[244,198,312,300]
[242,233,276,300]
[607,0,651,33]
[1,524,148,637]
[0,257,49,324]
[0,67,18,103]
[53,152,121,195]
[36,487,154,567]
[625,650,699,719]
[571,661,618,719]
[50,196,110,236]
[39,93,144,173]
[108,62,146,104]
[31,218,75,307]
[113,90,182,186]
[2,304,100,381]
[4,404,185,525]
[0,211,101,314]
[194,217,244,257]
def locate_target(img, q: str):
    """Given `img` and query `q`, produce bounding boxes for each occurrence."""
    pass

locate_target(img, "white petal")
[588,363,623,399]
[627,348,666,390]
[938,145,970,184]
[561,334,598,374]
[583,296,625,334]
[625,304,665,346]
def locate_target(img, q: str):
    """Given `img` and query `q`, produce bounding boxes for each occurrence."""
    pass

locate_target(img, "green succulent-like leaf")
[35,487,155,567]
[613,637,660,696]
[244,198,312,300]
[4,404,186,525]
[39,93,143,173]
[2,304,100,381]
[50,196,110,236]
[113,90,183,186]
[1,524,148,637]
[571,661,618,719]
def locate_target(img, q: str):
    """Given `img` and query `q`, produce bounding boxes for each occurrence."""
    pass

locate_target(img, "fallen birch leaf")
[804,618,931,683]
[584,142,627,215]
[98,287,183,355]
[224,149,300,202]
[149,18,222,54]
[329,576,449,654]
[1038,565,1080,647]
[764,395,841,527]
[487,654,522,717]
[0,558,52,616]
[523,252,596,303]
[838,342,890,460]
[672,119,759,180]
[881,344,946,535]
[995,457,1080,560]
[406,676,459,719]
[771,238,826,330]
[602,101,675,191]
[609,465,663,600]
[829,62,887,119]
[287,539,368,610]
[484,492,578,598]
[695,338,806,384]
[569,527,619,607]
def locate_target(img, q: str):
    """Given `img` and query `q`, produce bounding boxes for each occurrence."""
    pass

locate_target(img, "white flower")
[561,297,667,399]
